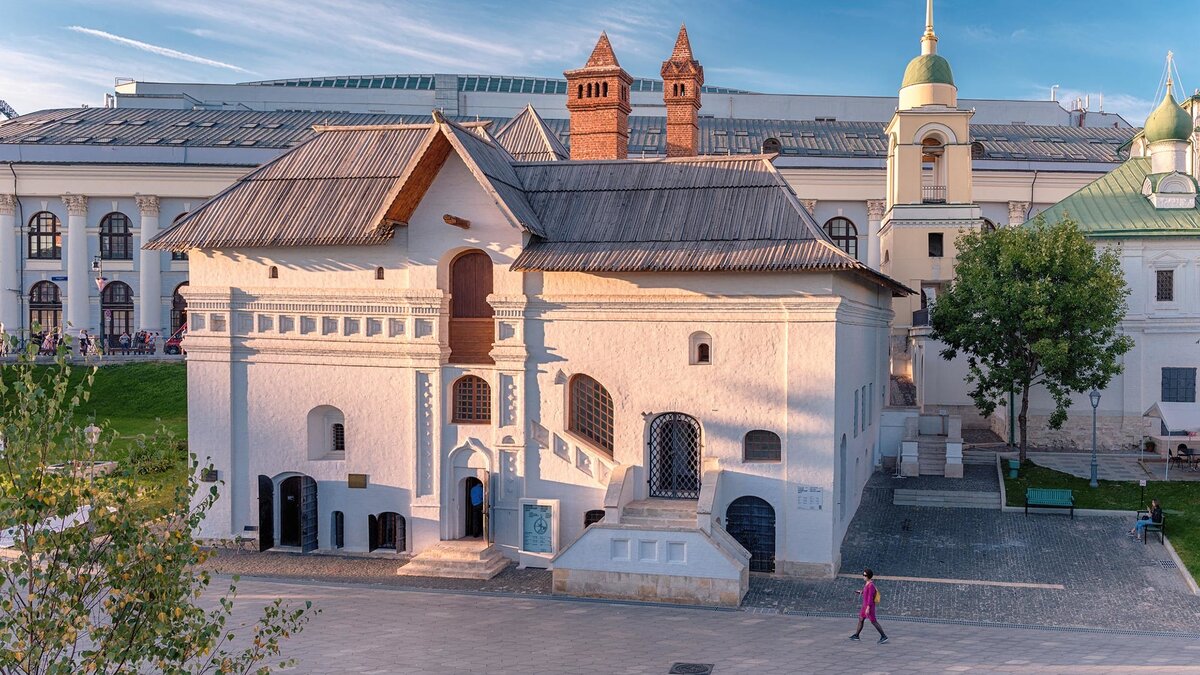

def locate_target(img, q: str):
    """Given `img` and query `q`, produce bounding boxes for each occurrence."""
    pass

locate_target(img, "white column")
[136,195,162,334]
[1007,200,1030,227]
[0,195,18,334]
[866,199,885,271]
[61,194,90,336]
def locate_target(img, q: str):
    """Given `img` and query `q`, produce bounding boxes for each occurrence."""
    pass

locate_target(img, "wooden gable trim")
[374,126,453,229]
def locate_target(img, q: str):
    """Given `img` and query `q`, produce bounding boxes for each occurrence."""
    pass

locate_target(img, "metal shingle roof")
[1030,158,1200,236]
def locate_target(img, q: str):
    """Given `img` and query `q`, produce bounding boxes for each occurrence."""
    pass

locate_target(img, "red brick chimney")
[661,24,703,158]
[564,32,633,160]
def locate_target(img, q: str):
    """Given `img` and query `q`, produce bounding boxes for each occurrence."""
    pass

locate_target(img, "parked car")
[164,324,187,355]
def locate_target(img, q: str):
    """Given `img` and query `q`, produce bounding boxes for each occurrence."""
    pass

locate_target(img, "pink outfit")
[859,580,877,620]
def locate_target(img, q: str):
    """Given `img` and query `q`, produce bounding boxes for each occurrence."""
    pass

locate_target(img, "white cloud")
[66,26,252,74]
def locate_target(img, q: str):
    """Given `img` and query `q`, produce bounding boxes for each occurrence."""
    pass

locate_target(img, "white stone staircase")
[395,539,509,580]
[619,499,698,529]
[917,435,947,476]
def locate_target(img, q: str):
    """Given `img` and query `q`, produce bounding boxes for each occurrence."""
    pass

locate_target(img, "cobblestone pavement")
[215,576,1197,674]
[872,463,999,492]
[743,480,1200,632]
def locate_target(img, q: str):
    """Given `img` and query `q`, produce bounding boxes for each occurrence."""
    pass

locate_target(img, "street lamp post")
[91,256,104,354]
[1089,389,1101,488]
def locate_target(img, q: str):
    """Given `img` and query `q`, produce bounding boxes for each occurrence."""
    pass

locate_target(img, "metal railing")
[922,186,947,204]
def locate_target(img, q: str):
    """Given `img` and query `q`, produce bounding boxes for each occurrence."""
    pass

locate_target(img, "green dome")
[901,54,955,88]
[1144,89,1194,143]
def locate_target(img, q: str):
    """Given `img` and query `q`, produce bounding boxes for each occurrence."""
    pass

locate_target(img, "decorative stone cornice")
[0,194,16,216]
[800,199,817,217]
[1007,200,1030,225]
[60,194,89,216]
[135,195,160,216]
[866,200,886,221]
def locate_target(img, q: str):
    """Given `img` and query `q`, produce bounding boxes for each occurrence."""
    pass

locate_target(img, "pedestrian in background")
[119,331,131,356]
[849,568,888,644]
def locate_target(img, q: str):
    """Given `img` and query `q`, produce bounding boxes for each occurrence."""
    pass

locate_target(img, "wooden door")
[257,475,274,552]
[449,250,494,364]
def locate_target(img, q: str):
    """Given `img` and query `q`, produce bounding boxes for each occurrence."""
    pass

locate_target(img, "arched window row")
[569,374,614,455]
[99,212,132,260]
[29,281,62,332]
[453,375,491,424]
[823,217,858,259]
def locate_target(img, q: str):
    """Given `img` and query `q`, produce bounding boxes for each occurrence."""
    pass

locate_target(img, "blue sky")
[2,0,1197,124]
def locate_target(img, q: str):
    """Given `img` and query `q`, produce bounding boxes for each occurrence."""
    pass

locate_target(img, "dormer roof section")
[494,105,569,161]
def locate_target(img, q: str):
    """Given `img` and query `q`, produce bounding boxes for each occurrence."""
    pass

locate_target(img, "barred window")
[743,430,781,462]
[100,212,132,260]
[331,423,345,452]
[1156,270,1174,302]
[1162,367,1196,403]
[27,211,61,260]
[569,374,614,454]
[453,375,491,423]
[823,217,858,259]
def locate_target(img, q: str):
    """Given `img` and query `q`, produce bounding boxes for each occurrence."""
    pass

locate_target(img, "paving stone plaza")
[215,577,1197,674]
[202,465,1200,672]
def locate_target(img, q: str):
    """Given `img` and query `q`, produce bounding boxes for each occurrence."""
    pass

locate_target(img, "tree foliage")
[930,215,1134,458]
[0,340,315,674]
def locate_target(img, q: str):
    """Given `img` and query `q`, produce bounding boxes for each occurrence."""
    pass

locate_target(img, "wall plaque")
[518,498,559,569]
[796,485,823,510]
[347,473,369,489]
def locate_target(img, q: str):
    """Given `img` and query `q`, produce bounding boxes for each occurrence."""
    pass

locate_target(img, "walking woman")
[849,568,889,644]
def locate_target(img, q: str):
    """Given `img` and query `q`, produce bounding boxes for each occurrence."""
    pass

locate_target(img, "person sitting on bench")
[1129,498,1163,542]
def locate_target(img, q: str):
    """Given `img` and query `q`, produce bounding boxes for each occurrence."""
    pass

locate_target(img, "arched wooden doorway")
[648,413,701,499]
[278,475,318,552]
[448,250,494,364]
[257,475,274,552]
[726,496,776,573]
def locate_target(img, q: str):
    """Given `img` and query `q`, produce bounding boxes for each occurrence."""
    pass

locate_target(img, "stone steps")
[396,541,509,580]
[963,449,998,465]
[893,489,1000,509]
[621,499,698,528]
[619,515,697,529]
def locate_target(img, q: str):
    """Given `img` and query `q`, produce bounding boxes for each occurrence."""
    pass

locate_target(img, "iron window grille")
[453,375,491,424]
[743,430,781,462]
[928,232,944,258]
[331,422,346,453]
[27,212,61,260]
[1161,367,1196,403]
[1156,270,1175,302]
[648,413,701,499]
[99,212,133,260]
[823,217,858,259]
[569,374,614,454]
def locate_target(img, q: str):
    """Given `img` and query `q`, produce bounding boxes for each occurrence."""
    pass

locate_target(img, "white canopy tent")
[1143,402,1200,434]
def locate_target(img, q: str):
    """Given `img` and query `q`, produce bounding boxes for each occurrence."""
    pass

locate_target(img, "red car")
[164,324,187,355]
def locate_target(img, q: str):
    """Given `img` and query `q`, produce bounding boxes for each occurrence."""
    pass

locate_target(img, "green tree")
[0,340,315,674]
[930,215,1134,459]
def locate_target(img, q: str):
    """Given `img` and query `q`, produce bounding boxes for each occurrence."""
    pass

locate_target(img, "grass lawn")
[3,361,189,499]
[1005,461,1200,578]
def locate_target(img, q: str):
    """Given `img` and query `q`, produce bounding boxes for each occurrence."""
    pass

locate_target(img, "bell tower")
[661,24,703,158]
[564,32,633,160]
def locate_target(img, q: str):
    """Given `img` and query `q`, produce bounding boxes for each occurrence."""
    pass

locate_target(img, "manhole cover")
[1155,559,1178,570]
[669,664,714,675]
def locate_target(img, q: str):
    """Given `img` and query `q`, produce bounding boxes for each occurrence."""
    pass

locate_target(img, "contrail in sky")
[67,26,251,73]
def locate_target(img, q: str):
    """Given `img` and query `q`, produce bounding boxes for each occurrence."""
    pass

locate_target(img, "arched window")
[307,405,345,459]
[171,212,189,261]
[744,430,782,462]
[577,84,583,99]
[679,84,686,97]
[171,282,189,334]
[99,212,132,260]
[29,281,62,331]
[584,510,605,527]
[672,83,678,96]
[762,137,781,154]
[27,212,61,260]
[100,281,134,349]
[971,140,985,159]
[569,374,614,454]
[375,266,385,280]
[689,331,712,365]
[331,511,344,549]
[981,218,997,233]
[602,81,608,97]
[823,217,858,259]
[452,375,491,424]
[448,250,494,364]
[268,265,278,279]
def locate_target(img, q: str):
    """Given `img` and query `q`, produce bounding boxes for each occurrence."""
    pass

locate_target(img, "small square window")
[1156,269,1174,302]
[1162,367,1196,403]
[928,233,944,258]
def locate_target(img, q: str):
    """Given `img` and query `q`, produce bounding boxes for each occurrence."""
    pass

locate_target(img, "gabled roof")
[1029,157,1200,237]
[493,105,568,161]
[146,115,546,251]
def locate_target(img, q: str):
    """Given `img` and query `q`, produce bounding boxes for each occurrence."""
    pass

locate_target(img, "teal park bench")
[1025,488,1075,519]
